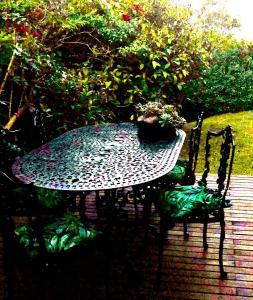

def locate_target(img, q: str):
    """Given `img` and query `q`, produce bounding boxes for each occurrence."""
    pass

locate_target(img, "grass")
[180,111,253,176]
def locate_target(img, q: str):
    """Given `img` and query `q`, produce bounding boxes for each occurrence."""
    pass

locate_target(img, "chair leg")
[183,222,189,239]
[203,222,208,250]
[155,217,167,290]
[2,216,15,300]
[132,184,145,223]
[132,186,139,221]
[78,192,87,224]
[95,190,104,220]
[143,186,152,247]
[219,214,227,279]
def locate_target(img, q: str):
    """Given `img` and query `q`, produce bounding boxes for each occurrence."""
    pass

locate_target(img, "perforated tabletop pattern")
[12,123,185,191]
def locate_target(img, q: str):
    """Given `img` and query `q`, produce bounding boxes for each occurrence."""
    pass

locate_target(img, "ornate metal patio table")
[12,123,186,191]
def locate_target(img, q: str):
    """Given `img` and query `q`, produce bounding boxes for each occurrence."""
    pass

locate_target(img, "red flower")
[27,12,34,17]
[35,7,43,19]
[27,7,43,19]
[122,13,130,22]
[15,25,29,36]
[32,31,42,38]
[132,2,143,12]
[4,19,12,26]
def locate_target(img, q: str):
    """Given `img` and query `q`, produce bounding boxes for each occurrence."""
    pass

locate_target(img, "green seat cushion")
[155,185,232,220]
[14,211,100,258]
[162,159,188,183]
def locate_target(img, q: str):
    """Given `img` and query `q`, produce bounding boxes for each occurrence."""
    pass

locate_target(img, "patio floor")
[0,175,253,300]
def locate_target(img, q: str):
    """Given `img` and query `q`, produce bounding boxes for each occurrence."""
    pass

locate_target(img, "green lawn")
[181,111,253,176]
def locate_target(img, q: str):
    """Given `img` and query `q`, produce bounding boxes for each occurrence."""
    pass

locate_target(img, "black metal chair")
[0,127,102,299]
[129,111,204,222]
[161,110,204,186]
[153,125,235,287]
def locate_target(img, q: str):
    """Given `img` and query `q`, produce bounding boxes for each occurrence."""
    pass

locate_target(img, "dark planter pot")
[136,119,176,142]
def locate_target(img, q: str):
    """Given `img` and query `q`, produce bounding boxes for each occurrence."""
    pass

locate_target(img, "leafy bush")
[37,187,63,208]
[184,46,253,116]
[0,0,237,132]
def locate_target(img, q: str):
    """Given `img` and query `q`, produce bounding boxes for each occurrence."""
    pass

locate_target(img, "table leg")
[142,185,153,246]
[78,192,87,224]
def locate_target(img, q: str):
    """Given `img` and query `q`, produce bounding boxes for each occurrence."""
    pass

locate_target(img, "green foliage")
[184,47,253,114]
[0,0,240,132]
[37,188,63,208]
[79,10,138,43]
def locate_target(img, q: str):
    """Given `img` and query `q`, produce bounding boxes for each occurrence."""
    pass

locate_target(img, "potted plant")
[135,101,186,141]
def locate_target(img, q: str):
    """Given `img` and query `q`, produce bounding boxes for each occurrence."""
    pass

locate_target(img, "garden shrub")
[184,46,253,116]
[0,0,237,132]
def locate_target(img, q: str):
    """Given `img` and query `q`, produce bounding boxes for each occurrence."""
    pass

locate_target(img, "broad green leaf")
[83,69,89,76]
[152,61,160,69]
[140,64,144,70]
[162,28,169,35]
[182,70,187,77]
[162,71,168,78]
[177,83,182,91]
[105,81,112,87]
[166,48,172,55]
[173,74,177,83]
[114,76,121,83]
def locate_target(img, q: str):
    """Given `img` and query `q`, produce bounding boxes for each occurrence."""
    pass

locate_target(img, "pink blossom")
[32,31,42,38]
[37,144,52,157]
[73,140,81,146]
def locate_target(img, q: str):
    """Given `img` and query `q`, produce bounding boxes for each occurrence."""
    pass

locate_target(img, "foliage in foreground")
[0,0,237,131]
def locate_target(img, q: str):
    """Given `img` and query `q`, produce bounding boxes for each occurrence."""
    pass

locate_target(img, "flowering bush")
[0,0,237,133]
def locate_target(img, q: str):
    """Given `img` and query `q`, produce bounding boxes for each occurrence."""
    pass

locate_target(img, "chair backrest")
[184,110,204,185]
[15,105,51,150]
[199,125,235,199]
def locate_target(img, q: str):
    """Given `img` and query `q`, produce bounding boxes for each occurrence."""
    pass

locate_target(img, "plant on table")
[135,101,186,141]
[136,101,186,129]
